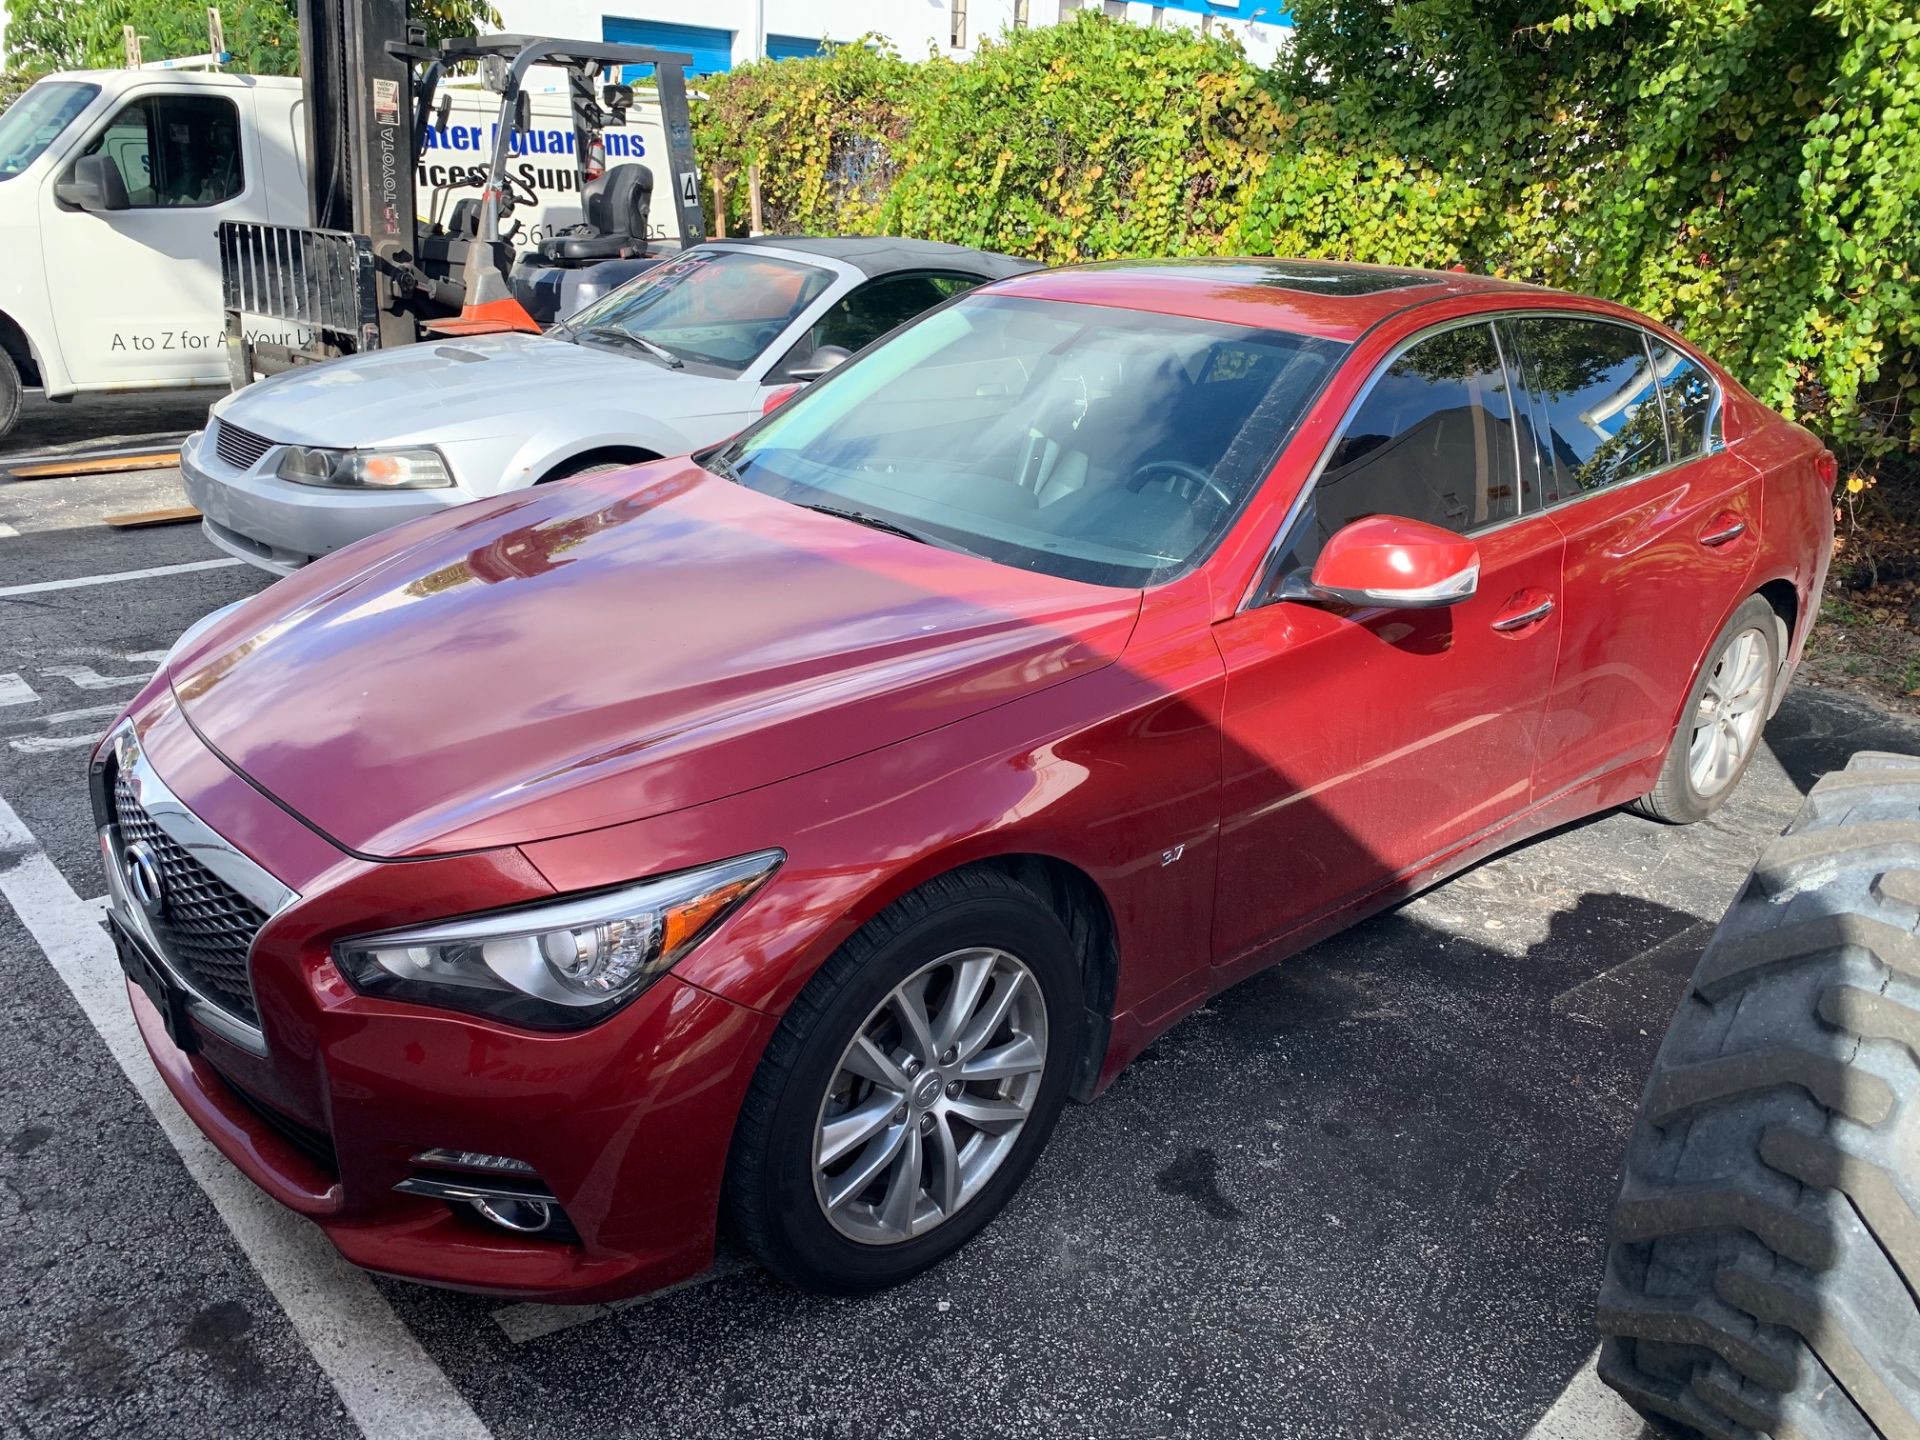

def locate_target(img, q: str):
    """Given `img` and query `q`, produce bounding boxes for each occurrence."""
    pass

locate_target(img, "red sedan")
[96,259,1835,1300]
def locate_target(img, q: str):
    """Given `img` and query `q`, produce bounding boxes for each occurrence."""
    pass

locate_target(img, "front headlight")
[277,445,452,489]
[334,850,783,1029]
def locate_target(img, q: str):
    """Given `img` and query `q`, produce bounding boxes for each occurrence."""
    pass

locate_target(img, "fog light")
[472,1195,553,1234]
[410,1148,537,1175]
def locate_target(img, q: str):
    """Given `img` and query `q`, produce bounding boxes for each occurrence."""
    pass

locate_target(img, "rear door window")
[1648,340,1718,460]
[1505,317,1670,506]
[1302,322,1521,561]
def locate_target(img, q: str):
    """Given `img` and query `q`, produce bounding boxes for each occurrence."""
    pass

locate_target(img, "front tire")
[0,348,21,442]
[1633,594,1780,824]
[726,867,1083,1294]
[1598,751,1920,1439]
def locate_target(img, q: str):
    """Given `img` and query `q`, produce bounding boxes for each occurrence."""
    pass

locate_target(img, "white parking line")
[1523,1349,1647,1439]
[0,557,242,599]
[0,523,18,538]
[0,791,494,1440]
[42,663,161,690]
[0,673,37,707]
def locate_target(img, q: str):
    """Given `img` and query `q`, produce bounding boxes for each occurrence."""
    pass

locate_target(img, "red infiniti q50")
[96,259,1834,1300]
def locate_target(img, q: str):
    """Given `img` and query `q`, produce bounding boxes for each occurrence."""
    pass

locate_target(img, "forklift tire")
[1597,750,1920,1440]
[0,347,20,441]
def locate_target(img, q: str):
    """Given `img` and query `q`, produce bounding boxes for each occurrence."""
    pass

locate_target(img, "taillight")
[762,384,802,415]
[1815,451,1838,491]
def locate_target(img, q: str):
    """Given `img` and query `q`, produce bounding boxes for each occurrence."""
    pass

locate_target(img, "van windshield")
[0,81,100,182]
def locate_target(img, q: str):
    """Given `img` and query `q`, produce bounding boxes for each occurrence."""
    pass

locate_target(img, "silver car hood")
[211,332,749,446]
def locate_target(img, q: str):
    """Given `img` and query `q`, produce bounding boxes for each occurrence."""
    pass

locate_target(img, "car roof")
[714,236,1041,283]
[987,258,1552,343]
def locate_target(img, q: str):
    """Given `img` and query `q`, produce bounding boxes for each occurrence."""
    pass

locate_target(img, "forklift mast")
[298,0,417,349]
[219,1,706,381]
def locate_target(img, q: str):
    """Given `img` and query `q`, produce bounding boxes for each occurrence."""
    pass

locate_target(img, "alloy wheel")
[1688,626,1770,797]
[813,947,1048,1245]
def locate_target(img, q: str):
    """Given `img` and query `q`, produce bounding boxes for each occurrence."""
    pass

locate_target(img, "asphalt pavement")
[3,457,1916,1440]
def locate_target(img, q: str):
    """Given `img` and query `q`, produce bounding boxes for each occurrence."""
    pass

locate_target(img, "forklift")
[219,0,708,382]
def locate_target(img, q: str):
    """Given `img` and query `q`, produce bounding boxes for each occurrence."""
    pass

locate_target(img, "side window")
[1303,322,1520,560]
[1507,317,1669,505]
[775,272,979,379]
[85,94,243,208]
[1648,339,1717,461]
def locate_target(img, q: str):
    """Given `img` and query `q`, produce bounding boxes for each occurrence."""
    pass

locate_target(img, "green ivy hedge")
[694,5,1920,481]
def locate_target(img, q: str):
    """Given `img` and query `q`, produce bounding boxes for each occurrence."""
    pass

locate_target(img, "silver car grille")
[212,417,276,471]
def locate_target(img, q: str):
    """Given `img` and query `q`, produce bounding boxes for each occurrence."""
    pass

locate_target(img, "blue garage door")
[765,34,834,61]
[601,17,735,79]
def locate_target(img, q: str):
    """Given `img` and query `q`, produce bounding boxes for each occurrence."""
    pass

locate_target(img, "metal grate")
[212,417,276,471]
[220,220,380,357]
[113,773,267,1027]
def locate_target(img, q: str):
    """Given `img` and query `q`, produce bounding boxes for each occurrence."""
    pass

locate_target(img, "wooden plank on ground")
[102,506,201,529]
[6,452,181,480]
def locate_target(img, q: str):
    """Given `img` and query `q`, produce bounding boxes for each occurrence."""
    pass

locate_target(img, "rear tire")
[726,867,1082,1295]
[1597,750,1920,1440]
[0,348,21,442]
[1632,595,1779,824]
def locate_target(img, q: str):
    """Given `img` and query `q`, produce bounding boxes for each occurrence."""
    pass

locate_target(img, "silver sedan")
[182,237,1036,574]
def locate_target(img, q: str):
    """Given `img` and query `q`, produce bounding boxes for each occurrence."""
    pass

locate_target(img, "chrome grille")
[212,417,275,471]
[112,772,266,1026]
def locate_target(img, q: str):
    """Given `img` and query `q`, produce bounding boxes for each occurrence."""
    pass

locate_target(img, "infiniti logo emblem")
[123,841,168,920]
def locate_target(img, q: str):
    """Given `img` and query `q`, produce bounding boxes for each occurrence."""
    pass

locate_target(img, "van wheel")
[726,867,1082,1294]
[1632,595,1779,824]
[1597,751,1920,1439]
[0,348,21,441]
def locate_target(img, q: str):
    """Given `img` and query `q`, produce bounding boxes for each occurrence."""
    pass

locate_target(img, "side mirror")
[787,344,852,382]
[1289,515,1479,609]
[513,90,532,135]
[55,154,129,213]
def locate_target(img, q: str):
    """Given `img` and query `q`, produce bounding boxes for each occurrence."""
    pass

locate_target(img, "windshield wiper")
[704,446,742,482]
[800,503,933,546]
[582,324,684,369]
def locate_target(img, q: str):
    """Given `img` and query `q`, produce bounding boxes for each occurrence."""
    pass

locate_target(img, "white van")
[0,67,668,438]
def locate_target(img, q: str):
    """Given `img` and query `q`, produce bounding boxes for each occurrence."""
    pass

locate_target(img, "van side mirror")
[1285,515,1479,609]
[55,154,130,213]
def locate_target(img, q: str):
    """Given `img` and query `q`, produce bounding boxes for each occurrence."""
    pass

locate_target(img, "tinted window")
[719,294,1343,587]
[1307,323,1520,557]
[85,94,243,207]
[1509,317,1668,504]
[1649,340,1716,460]
[775,272,979,378]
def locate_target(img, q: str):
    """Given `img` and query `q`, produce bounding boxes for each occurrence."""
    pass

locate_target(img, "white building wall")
[492,0,1286,70]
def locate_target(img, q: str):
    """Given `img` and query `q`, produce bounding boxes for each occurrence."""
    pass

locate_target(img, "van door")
[39,85,266,387]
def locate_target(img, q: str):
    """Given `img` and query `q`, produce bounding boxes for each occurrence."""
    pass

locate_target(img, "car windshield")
[712,295,1345,587]
[0,81,100,182]
[557,249,833,373]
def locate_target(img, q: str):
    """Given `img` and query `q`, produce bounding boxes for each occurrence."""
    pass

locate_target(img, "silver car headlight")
[277,445,453,489]
[333,850,784,1029]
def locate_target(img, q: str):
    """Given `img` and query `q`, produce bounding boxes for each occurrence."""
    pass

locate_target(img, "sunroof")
[1242,262,1446,296]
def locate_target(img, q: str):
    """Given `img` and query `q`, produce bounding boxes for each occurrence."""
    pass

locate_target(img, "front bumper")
[180,427,468,576]
[100,691,779,1302]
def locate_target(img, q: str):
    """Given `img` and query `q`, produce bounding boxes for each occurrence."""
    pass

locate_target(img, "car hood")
[169,461,1141,858]
[213,332,745,446]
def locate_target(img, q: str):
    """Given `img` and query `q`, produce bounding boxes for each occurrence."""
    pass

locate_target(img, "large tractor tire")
[1597,751,1920,1439]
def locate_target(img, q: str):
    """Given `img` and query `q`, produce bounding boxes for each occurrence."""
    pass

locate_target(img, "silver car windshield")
[559,249,833,374]
[0,81,99,182]
[712,295,1345,588]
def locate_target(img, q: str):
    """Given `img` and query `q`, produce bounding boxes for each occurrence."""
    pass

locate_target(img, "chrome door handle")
[1491,599,1555,632]
[1700,520,1747,546]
